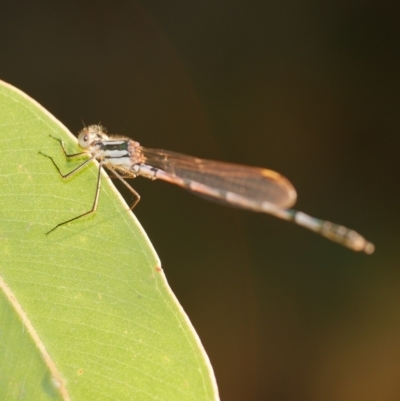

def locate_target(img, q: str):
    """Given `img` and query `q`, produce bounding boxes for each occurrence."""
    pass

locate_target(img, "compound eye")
[78,129,91,148]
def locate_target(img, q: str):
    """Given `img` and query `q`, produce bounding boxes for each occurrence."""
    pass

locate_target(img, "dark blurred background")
[2,1,400,400]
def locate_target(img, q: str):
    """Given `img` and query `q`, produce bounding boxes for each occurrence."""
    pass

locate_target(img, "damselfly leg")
[39,135,140,234]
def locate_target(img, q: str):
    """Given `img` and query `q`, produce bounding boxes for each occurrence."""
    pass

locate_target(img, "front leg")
[39,151,96,179]
[48,135,88,158]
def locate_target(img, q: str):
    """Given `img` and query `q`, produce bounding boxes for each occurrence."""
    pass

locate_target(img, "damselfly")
[39,125,374,254]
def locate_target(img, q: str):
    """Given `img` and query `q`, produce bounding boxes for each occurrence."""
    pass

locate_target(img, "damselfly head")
[78,125,108,149]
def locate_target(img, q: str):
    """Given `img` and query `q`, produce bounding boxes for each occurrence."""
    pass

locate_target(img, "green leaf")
[0,80,218,401]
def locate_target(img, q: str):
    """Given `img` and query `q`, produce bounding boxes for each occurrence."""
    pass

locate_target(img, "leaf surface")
[0,80,218,401]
